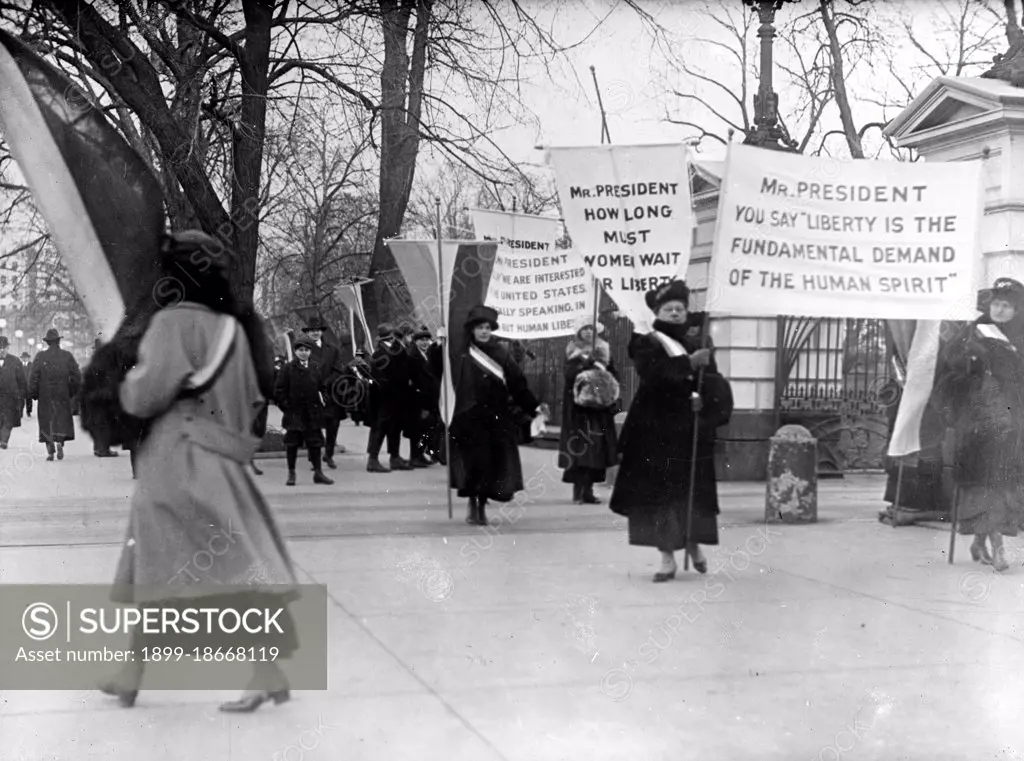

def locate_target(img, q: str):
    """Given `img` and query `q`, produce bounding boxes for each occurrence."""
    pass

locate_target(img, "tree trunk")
[367,0,430,330]
[230,0,274,308]
[819,0,864,159]
[1006,0,1024,48]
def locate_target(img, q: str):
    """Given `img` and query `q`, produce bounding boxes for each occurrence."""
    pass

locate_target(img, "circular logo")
[152,276,184,309]
[599,668,633,701]
[602,81,634,115]
[331,376,366,410]
[421,570,454,603]
[22,602,58,641]
[958,570,991,603]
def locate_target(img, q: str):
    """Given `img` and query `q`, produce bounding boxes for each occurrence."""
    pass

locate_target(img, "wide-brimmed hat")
[980,277,1024,311]
[465,305,499,331]
[377,322,395,338]
[413,325,432,340]
[302,316,327,332]
[645,280,690,313]
[573,316,605,337]
[44,328,61,343]
[292,334,316,351]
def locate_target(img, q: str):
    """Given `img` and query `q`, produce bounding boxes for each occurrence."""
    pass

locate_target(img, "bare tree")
[258,104,376,327]
[0,0,374,305]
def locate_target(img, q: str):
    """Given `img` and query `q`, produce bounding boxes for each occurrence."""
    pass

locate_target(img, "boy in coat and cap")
[274,334,334,486]
[0,336,27,448]
[28,328,81,461]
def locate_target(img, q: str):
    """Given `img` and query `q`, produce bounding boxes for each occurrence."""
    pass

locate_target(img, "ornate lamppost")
[742,0,799,152]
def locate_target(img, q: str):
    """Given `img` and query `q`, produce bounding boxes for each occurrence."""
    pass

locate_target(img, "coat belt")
[173,415,259,463]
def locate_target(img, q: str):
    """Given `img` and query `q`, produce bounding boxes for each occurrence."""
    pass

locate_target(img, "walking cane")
[683,315,710,573]
[436,197,454,520]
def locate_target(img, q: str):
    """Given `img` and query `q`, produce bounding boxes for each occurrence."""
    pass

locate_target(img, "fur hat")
[573,316,605,337]
[465,305,499,331]
[413,325,432,340]
[377,322,396,338]
[302,316,327,332]
[292,334,316,351]
[645,279,690,313]
[44,328,61,343]
[979,277,1024,311]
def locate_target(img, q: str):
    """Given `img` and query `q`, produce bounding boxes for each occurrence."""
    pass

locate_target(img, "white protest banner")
[710,143,983,320]
[470,208,592,339]
[546,143,693,331]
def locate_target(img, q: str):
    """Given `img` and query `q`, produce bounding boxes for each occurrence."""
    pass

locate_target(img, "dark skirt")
[559,404,618,485]
[629,503,719,550]
[956,484,1024,536]
[450,406,523,502]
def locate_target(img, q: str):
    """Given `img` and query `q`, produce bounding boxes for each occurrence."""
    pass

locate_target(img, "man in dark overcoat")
[28,329,81,461]
[406,326,441,468]
[302,317,347,468]
[366,323,413,473]
[20,352,32,417]
[0,336,27,449]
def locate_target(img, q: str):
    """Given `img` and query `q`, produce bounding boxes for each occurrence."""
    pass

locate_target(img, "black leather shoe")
[323,457,337,470]
[313,470,334,485]
[286,471,296,486]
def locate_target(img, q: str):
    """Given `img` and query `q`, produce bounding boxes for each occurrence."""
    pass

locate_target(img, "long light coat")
[113,303,296,603]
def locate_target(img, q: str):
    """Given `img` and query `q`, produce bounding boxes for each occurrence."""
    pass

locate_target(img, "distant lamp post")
[741,0,799,152]
[14,329,22,339]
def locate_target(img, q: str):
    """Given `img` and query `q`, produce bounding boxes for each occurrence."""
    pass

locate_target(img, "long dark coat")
[274,359,326,446]
[609,321,730,550]
[941,319,1024,535]
[0,353,27,428]
[309,340,347,420]
[450,338,538,502]
[28,344,81,442]
[558,341,619,484]
[369,336,411,426]
[409,344,441,415]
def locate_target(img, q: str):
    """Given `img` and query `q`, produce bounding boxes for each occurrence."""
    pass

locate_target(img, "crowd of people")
[5,229,747,713]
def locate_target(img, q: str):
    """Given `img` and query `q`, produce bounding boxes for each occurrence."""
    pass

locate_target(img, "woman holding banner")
[609,280,732,582]
[943,277,1024,572]
[558,318,619,504]
[450,305,539,526]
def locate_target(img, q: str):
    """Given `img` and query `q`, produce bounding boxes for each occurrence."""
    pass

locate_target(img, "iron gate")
[775,316,893,473]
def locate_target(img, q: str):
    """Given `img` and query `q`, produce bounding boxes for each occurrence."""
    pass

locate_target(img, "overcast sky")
[483,0,1005,169]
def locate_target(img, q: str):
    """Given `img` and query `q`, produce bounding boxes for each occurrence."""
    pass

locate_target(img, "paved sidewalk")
[2,420,1023,759]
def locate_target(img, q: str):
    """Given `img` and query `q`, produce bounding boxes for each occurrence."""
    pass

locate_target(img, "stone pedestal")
[765,424,817,523]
